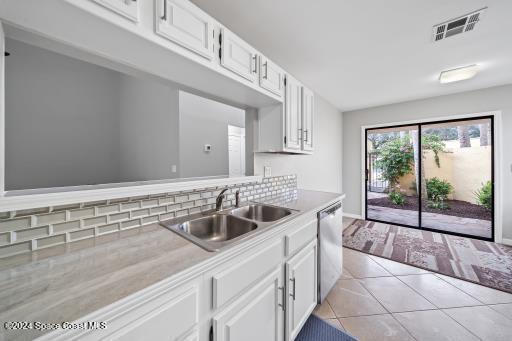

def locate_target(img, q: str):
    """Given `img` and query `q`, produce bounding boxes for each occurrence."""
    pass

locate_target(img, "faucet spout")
[215,188,229,211]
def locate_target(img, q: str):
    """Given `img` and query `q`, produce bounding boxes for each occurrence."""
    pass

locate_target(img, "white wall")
[342,84,512,240]
[5,38,121,190]
[119,74,180,182]
[254,95,343,193]
[179,91,245,178]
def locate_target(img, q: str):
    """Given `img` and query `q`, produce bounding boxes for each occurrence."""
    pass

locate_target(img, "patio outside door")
[365,116,494,241]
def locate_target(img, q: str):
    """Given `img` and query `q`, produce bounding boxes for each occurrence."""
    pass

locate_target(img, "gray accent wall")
[5,39,246,190]
[119,74,180,182]
[179,91,245,178]
[254,95,343,193]
[5,38,121,190]
[342,84,512,240]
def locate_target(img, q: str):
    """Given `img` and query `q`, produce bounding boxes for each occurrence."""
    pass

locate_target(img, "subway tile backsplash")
[0,175,298,258]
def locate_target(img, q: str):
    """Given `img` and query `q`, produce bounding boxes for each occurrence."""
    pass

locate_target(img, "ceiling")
[191,0,512,111]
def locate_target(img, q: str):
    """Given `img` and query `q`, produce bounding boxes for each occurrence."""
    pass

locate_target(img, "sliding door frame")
[361,111,501,242]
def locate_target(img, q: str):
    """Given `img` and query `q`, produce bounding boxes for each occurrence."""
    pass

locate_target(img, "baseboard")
[343,213,362,219]
[501,238,512,246]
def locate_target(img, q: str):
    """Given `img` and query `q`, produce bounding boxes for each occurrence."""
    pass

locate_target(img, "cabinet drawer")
[285,219,317,256]
[212,239,284,309]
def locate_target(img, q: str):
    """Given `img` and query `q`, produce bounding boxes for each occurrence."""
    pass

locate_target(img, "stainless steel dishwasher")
[318,201,343,303]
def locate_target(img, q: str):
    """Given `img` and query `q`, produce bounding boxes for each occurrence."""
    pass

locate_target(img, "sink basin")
[161,203,297,252]
[228,204,292,222]
[178,214,257,242]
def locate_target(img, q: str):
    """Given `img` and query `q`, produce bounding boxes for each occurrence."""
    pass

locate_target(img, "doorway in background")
[365,116,494,241]
[228,125,246,176]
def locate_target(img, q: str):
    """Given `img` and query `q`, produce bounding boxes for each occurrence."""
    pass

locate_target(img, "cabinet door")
[285,74,303,150]
[220,28,258,83]
[302,87,314,152]
[259,56,284,97]
[156,0,215,60]
[214,268,284,341]
[286,240,317,341]
[104,286,198,341]
[92,0,139,22]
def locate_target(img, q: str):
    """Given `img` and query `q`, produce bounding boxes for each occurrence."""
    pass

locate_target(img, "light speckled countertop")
[0,190,343,341]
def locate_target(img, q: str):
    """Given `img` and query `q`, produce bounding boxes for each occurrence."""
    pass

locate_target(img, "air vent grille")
[433,8,486,42]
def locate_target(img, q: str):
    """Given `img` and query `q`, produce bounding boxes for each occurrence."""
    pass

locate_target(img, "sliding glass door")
[365,116,494,241]
[366,125,420,227]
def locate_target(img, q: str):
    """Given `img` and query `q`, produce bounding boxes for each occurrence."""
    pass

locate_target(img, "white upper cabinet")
[91,0,140,22]
[220,28,259,83]
[285,240,318,341]
[156,0,215,60]
[285,74,303,150]
[214,268,284,341]
[302,86,314,152]
[259,56,284,97]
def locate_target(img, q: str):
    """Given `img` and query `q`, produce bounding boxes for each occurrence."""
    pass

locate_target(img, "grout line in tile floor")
[314,246,512,340]
[353,277,419,340]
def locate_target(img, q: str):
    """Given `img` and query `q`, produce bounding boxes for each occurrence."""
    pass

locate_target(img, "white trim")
[360,110,503,242]
[501,238,512,246]
[0,176,262,212]
[343,212,362,219]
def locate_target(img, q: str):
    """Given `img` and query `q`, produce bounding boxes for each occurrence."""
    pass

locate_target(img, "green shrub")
[426,177,452,210]
[375,137,414,187]
[388,191,406,206]
[475,181,492,210]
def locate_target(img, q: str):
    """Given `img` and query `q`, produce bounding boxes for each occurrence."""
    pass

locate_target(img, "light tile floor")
[313,246,512,340]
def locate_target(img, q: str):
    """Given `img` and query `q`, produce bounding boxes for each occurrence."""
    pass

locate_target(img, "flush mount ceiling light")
[439,64,478,84]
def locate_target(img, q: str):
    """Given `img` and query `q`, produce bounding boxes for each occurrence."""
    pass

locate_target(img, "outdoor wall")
[343,84,512,241]
[254,94,343,193]
[396,140,491,204]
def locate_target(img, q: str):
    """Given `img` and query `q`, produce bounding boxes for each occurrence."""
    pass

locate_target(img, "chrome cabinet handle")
[160,0,167,20]
[263,62,268,79]
[278,286,285,311]
[304,130,308,142]
[290,278,296,300]
[252,55,257,73]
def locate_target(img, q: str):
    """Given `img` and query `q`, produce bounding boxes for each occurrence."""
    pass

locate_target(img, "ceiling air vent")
[433,8,487,42]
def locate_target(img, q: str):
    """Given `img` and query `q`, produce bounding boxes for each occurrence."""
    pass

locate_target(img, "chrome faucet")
[215,188,229,211]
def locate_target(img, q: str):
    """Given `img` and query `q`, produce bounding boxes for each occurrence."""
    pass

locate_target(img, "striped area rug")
[343,219,512,294]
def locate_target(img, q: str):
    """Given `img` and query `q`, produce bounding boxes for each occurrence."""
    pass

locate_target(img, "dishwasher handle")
[319,202,342,219]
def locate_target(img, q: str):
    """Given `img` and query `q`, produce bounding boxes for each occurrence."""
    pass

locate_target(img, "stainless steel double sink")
[160,204,298,252]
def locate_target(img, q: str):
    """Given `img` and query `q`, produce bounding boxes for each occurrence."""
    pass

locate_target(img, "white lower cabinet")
[43,216,320,341]
[72,284,199,341]
[213,268,284,341]
[285,240,318,341]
